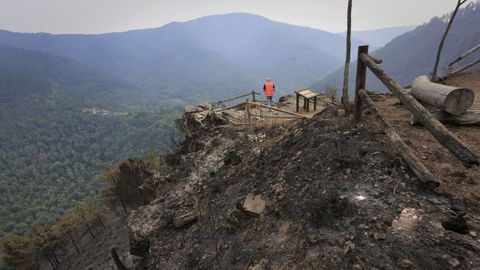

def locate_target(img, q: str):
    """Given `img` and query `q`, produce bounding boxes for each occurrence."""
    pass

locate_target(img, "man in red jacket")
[263,78,275,106]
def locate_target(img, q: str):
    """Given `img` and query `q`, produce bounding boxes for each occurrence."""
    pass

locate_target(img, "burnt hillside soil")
[127,110,480,269]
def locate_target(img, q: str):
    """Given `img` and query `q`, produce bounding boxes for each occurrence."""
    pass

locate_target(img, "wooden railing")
[353,45,480,186]
[218,91,261,104]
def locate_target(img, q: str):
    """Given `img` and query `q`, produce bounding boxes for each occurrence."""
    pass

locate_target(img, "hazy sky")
[0,0,467,34]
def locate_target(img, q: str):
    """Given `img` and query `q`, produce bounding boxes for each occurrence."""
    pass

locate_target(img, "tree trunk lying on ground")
[410,111,480,126]
[411,75,474,115]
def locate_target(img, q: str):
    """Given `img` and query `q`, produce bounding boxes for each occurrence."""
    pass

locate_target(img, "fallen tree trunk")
[411,75,474,115]
[410,111,480,126]
[359,89,439,187]
[360,53,480,168]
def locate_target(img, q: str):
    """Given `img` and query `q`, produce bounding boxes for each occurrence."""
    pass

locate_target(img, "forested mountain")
[314,1,480,95]
[339,26,416,49]
[0,44,179,238]
[0,13,363,99]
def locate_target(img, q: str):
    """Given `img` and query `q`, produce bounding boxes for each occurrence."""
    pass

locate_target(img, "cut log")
[411,75,474,115]
[173,212,197,228]
[359,89,438,187]
[360,53,480,168]
[411,111,480,126]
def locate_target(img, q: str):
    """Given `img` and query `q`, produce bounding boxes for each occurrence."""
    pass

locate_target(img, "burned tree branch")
[432,0,468,81]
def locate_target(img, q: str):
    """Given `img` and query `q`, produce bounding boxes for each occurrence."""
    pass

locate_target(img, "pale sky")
[0,0,467,34]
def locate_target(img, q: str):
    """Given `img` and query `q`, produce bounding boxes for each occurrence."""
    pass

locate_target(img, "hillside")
[0,13,363,100]
[314,1,480,95]
[339,26,416,49]
[29,102,478,269]
[0,44,180,238]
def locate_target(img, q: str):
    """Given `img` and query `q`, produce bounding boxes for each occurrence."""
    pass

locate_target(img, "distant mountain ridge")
[314,1,480,96]
[0,13,364,101]
[339,26,416,48]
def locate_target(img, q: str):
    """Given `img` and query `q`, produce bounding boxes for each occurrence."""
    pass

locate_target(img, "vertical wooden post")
[246,99,252,128]
[252,90,256,102]
[296,93,300,112]
[354,45,369,122]
[314,96,317,111]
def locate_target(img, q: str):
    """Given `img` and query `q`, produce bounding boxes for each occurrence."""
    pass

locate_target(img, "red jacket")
[263,81,275,97]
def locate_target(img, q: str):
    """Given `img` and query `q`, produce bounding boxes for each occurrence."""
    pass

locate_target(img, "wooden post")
[246,99,252,128]
[354,45,369,122]
[314,96,317,111]
[252,90,256,102]
[360,53,480,168]
[359,89,439,187]
[296,93,300,112]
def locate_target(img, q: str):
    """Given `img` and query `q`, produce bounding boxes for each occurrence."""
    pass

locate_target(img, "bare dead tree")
[432,0,468,81]
[342,0,353,115]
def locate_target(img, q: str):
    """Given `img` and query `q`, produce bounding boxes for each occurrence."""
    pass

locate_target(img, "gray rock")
[373,232,387,240]
[399,258,414,268]
[441,254,460,268]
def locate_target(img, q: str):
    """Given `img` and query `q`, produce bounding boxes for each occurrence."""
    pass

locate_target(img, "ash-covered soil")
[127,112,480,270]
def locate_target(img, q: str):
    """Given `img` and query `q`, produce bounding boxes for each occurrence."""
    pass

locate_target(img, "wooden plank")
[249,101,308,118]
[250,114,301,119]
[359,89,439,187]
[411,75,474,115]
[449,43,480,67]
[360,53,480,168]
[214,102,246,112]
[354,45,369,121]
[219,91,261,104]
[443,57,480,80]
[410,111,480,126]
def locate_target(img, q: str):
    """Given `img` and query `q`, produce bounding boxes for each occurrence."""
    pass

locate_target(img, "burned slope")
[128,113,480,269]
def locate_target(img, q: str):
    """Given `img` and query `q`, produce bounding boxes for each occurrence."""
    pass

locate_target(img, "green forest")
[0,106,180,238]
[0,44,182,239]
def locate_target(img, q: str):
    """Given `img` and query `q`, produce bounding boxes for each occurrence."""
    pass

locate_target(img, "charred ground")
[125,109,480,269]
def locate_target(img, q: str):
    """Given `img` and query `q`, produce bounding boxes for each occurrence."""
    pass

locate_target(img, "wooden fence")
[353,45,480,186]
